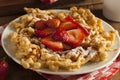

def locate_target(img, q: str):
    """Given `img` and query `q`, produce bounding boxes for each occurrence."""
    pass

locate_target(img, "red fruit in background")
[41,37,63,51]
[52,28,69,42]
[46,18,60,28]
[41,0,57,4]
[116,55,120,62]
[35,20,47,30]
[0,60,8,80]
[0,34,1,45]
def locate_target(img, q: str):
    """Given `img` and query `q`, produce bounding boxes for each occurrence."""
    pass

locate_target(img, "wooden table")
[0,0,120,80]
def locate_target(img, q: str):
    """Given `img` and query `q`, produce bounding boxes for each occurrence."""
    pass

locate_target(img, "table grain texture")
[0,0,120,80]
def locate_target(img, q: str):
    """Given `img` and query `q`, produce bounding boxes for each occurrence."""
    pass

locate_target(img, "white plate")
[1,10,120,75]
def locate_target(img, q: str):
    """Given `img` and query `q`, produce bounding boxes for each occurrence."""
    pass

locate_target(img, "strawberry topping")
[65,16,89,36]
[46,18,60,28]
[34,20,47,30]
[34,17,88,51]
[35,28,55,37]
[41,37,63,51]
[66,29,85,48]
[60,21,77,30]
[52,28,69,42]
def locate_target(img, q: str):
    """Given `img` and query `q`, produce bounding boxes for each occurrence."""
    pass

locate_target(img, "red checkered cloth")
[0,24,120,80]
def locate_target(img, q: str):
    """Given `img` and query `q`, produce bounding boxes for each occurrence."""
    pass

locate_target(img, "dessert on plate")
[9,6,117,71]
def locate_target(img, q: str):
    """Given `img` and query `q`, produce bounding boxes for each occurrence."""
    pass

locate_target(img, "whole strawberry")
[0,60,8,80]
[41,0,58,4]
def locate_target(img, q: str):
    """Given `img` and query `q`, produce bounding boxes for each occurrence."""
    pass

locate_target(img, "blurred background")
[0,0,103,16]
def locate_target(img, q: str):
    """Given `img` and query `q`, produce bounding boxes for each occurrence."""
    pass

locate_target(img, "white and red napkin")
[0,24,120,80]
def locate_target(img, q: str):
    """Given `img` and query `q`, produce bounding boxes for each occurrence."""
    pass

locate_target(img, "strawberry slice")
[65,16,89,36]
[66,28,85,47]
[35,28,55,37]
[46,18,60,28]
[35,20,47,30]
[41,37,63,51]
[52,28,69,42]
[60,21,77,30]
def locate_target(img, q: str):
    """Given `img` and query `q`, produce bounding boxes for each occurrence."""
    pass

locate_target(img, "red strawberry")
[41,37,63,51]
[35,20,47,30]
[66,29,85,47]
[35,28,55,37]
[41,0,57,4]
[0,60,8,80]
[64,16,89,36]
[60,22,77,30]
[46,18,60,28]
[52,29,69,42]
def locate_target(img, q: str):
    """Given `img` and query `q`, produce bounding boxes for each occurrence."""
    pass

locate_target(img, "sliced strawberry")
[66,29,85,48]
[52,28,69,42]
[35,20,47,30]
[65,16,89,36]
[60,22,77,30]
[46,18,60,28]
[35,28,55,37]
[41,37,63,51]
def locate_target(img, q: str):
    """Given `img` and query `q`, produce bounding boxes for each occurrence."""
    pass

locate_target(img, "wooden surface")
[0,0,120,80]
[0,0,103,16]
